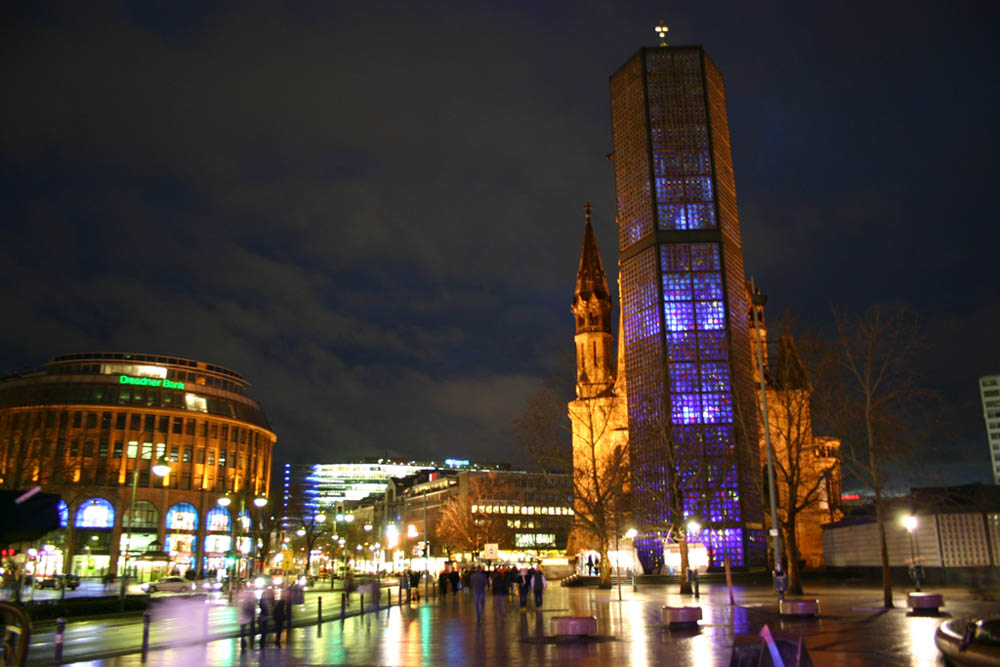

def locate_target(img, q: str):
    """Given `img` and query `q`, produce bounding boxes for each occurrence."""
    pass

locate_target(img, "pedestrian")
[517,568,530,608]
[587,555,594,575]
[238,589,256,649]
[491,568,509,621]
[409,570,421,601]
[272,589,287,647]
[531,566,546,608]
[438,570,449,597]
[258,587,275,649]
[448,568,460,596]
[470,566,487,623]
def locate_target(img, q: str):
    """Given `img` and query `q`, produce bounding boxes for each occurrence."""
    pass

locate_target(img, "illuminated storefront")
[0,352,276,579]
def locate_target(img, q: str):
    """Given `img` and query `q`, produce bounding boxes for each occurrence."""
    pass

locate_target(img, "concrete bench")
[662,606,702,626]
[550,616,598,637]
[907,592,944,614]
[779,598,820,617]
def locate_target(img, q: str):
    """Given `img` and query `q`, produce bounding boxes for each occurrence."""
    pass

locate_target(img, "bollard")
[317,596,323,637]
[360,592,364,614]
[55,617,65,664]
[341,592,346,620]
[141,611,151,663]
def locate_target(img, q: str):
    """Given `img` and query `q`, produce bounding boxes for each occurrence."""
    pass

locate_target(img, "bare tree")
[829,305,931,608]
[433,473,515,556]
[286,484,329,574]
[516,379,630,589]
[759,330,842,595]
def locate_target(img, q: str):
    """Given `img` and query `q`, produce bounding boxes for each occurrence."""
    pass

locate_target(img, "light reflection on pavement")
[33,581,1000,666]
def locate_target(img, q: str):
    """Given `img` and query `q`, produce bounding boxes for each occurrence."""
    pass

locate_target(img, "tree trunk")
[598,539,612,589]
[678,532,692,594]
[784,518,803,595]
[874,490,893,607]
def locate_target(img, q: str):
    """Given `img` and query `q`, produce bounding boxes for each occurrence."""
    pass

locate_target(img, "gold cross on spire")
[655,21,669,46]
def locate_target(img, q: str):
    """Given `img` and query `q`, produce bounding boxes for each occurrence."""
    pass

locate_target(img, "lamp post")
[625,528,638,591]
[219,493,267,601]
[121,455,170,609]
[902,515,921,592]
[750,277,783,600]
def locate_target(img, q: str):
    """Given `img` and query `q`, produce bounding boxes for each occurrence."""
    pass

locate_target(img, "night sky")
[2,2,997,485]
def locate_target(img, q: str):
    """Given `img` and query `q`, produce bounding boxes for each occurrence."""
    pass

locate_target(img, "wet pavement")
[47,580,999,666]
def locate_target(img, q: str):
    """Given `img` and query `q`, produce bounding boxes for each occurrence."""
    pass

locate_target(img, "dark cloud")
[1,1,997,483]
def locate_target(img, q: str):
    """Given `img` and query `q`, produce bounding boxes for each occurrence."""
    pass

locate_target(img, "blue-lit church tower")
[610,45,765,570]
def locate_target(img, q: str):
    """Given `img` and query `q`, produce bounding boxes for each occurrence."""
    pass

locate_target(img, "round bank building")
[0,353,275,581]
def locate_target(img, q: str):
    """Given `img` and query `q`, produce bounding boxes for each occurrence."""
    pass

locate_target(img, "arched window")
[205,505,231,532]
[58,500,68,528]
[165,502,198,531]
[122,500,159,530]
[75,498,115,528]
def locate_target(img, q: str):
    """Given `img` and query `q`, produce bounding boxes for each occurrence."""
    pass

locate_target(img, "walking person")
[409,570,421,601]
[272,589,288,647]
[258,587,275,649]
[448,568,460,597]
[470,566,487,623]
[491,568,509,621]
[517,568,530,609]
[438,570,449,598]
[531,566,546,609]
[238,588,256,649]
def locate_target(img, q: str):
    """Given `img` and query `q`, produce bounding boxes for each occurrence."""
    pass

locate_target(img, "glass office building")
[610,46,765,570]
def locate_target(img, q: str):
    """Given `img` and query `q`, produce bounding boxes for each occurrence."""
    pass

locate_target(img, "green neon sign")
[119,375,185,390]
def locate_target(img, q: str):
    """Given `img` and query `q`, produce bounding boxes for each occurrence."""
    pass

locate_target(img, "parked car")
[141,576,197,593]
[35,574,80,590]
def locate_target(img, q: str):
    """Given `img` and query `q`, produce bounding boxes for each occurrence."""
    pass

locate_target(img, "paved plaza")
[42,580,999,666]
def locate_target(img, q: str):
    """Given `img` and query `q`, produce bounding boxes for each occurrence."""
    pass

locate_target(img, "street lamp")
[750,277,783,601]
[687,520,702,598]
[902,515,921,592]
[121,455,170,608]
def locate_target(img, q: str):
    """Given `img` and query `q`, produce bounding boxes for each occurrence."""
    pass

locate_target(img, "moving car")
[35,574,80,590]
[141,576,196,594]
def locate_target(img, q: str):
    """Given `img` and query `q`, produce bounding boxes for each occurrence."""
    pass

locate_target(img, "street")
[21,579,997,665]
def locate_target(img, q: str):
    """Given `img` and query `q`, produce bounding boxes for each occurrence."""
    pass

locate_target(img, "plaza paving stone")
[54,580,999,666]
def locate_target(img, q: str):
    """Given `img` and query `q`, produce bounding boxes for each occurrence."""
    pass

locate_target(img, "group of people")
[468,565,546,623]
[237,587,292,650]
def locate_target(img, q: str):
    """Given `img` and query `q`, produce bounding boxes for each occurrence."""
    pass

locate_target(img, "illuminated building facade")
[980,375,1000,484]
[0,352,275,580]
[610,45,765,570]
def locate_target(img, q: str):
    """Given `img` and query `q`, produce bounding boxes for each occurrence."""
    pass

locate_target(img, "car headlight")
[212,582,223,590]
[254,577,266,589]
[139,583,150,591]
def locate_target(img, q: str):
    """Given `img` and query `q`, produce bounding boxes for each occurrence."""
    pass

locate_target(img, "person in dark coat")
[448,569,460,596]
[438,570,449,597]
[491,568,509,620]
[531,567,546,608]
[272,590,288,647]
[258,587,275,649]
[517,568,530,608]
[409,570,421,601]
[470,567,487,622]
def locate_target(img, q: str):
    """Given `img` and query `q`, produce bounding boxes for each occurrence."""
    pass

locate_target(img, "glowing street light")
[151,457,171,478]
[253,497,268,509]
[902,515,921,591]
[315,513,326,523]
[624,528,638,540]
[687,520,701,535]
[296,528,306,537]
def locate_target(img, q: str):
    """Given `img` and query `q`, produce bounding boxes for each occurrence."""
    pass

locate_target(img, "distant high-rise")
[609,45,765,569]
[980,375,1000,484]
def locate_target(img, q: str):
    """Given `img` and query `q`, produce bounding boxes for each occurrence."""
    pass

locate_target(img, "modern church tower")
[610,45,765,569]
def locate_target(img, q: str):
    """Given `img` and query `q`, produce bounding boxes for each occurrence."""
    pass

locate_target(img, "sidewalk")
[53,580,999,666]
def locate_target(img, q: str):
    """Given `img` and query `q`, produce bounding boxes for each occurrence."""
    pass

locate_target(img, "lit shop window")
[75,498,115,528]
[165,502,198,531]
[205,506,231,532]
